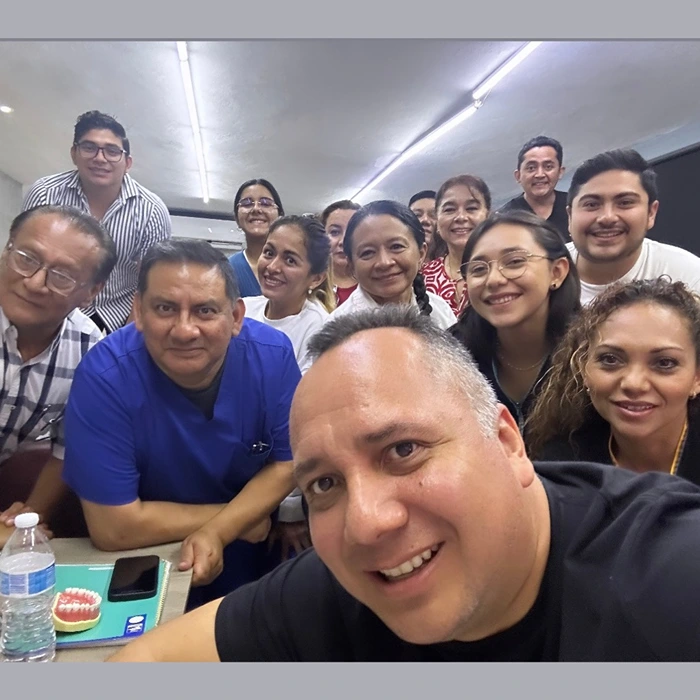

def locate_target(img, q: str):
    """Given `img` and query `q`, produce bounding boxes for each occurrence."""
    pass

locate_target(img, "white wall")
[0,171,23,248]
[170,215,245,257]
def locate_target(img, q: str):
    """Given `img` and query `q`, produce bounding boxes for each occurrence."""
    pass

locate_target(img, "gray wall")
[0,170,23,248]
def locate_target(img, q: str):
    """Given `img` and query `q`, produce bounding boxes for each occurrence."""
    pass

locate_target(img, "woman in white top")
[329,200,457,329]
[244,215,335,374]
[244,214,335,560]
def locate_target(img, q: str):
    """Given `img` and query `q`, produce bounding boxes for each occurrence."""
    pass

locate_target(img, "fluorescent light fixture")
[350,41,542,202]
[353,103,480,201]
[0,105,13,114]
[176,41,210,204]
[472,41,542,101]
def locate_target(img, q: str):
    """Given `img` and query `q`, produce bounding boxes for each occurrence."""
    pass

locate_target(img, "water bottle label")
[0,563,56,596]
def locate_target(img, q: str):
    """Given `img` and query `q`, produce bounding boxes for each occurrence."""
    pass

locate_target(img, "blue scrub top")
[63,319,301,601]
[229,251,261,297]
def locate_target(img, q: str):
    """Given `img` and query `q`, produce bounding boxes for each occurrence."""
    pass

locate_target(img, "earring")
[307,288,314,295]
[551,283,558,290]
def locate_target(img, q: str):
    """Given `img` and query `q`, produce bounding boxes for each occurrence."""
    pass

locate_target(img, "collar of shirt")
[0,305,70,366]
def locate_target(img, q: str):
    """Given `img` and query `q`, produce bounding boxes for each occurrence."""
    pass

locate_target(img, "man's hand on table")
[178,528,224,587]
[0,501,53,539]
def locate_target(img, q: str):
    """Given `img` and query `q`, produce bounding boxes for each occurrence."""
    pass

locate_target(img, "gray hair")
[307,305,500,436]
[10,205,117,284]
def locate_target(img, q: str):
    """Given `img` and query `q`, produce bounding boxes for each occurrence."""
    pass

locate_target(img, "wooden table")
[52,538,193,662]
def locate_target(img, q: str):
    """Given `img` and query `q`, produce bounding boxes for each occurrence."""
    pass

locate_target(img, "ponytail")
[412,273,433,316]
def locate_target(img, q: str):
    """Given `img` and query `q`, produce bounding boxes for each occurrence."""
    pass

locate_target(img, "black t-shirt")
[177,359,227,420]
[214,461,700,661]
[539,412,700,487]
[499,191,570,242]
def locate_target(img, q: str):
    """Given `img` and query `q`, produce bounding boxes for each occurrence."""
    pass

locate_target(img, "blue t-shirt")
[62,319,301,602]
[229,251,261,297]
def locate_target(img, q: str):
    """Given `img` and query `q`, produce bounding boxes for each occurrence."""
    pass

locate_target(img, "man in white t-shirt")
[566,148,700,305]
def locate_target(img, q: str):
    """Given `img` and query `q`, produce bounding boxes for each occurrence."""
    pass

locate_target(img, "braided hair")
[343,200,433,316]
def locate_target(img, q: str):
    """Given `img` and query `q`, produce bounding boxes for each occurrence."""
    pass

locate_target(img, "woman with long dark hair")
[228,178,284,297]
[527,278,700,485]
[422,174,491,316]
[451,210,580,428]
[329,200,456,329]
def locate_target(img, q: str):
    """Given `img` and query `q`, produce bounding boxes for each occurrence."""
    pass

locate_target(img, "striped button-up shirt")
[0,306,102,463]
[22,170,172,332]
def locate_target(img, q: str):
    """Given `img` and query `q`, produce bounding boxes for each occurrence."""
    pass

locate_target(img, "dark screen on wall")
[649,143,700,256]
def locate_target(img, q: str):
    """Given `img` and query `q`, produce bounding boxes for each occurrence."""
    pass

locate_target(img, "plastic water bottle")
[0,512,56,662]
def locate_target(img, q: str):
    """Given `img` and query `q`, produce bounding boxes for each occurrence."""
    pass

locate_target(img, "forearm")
[85,500,226,551]
[25,456,68,521]
[107,598,222,662]
[201,460,295,546]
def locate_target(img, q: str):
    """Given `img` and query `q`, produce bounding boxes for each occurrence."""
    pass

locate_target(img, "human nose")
[171,312,201,341]
[619,364,651,394]
[343,474,408,546]
[22,266,51,294]
[596,202,619,225]
[375,248,394,268]
[484,261,507,286]
[92,146,108,163]
[266,254,282,273]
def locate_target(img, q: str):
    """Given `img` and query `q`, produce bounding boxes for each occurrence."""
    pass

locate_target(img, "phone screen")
[107,555,159,602]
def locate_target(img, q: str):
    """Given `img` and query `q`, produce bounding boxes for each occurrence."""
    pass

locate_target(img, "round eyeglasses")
[237,197,278,211]
[461,250,552,283]
[5,244,84,296]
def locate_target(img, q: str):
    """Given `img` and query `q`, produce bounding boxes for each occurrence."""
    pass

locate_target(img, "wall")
[170,215,245,257]
[648,143,700,256]
[0,171,23,248]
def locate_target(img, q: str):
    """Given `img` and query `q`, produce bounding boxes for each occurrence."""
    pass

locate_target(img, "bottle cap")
[14,512,39,528]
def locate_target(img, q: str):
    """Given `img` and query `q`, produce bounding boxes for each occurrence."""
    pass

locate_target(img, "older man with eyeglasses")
[0,205,117,546]
[22,110,172,333]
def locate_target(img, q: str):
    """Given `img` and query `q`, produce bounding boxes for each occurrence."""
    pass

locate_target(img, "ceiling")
[0,40,699,220]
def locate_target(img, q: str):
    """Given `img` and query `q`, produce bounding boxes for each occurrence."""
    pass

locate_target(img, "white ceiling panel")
[0,39,698,219]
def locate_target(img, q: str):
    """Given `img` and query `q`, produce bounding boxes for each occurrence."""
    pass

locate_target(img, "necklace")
[608,419,688,476]
[497,352,547,372]
[443,254,462,282]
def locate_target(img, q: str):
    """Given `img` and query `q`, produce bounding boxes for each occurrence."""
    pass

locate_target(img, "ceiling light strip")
[351,41,542,202]
[176,41,210,204]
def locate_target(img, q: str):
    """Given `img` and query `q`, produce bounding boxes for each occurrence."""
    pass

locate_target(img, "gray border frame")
[2,0,700,692]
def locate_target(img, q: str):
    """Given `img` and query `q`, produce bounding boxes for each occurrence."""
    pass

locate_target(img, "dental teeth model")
[52,588,102,633]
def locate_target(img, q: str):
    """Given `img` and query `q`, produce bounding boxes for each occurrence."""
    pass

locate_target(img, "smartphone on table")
[107,555,160,602]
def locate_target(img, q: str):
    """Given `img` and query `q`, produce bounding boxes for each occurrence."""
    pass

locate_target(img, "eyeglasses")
[74,140,127,163]
[461,250,552,282]
[237,197,278,211]
[5,244,83,296]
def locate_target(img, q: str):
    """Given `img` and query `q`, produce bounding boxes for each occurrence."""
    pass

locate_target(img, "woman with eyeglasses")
[422,174,492,316]
[451,210,581,429]
[526,278,700,486]
[228,179,284,297]
[328,200,456,329]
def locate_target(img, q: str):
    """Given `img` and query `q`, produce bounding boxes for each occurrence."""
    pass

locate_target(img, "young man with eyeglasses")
[22,110,172,333]
[0,205,117,546]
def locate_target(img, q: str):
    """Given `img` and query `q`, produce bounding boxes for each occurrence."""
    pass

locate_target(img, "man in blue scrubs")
[62,239,301,605]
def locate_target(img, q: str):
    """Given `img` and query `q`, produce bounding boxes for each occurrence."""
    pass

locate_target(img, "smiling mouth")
[486,294,521,306]
[590,230,625,239]
[613,401,657,412]
[263,277,284,287]
[377,544,442,582]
